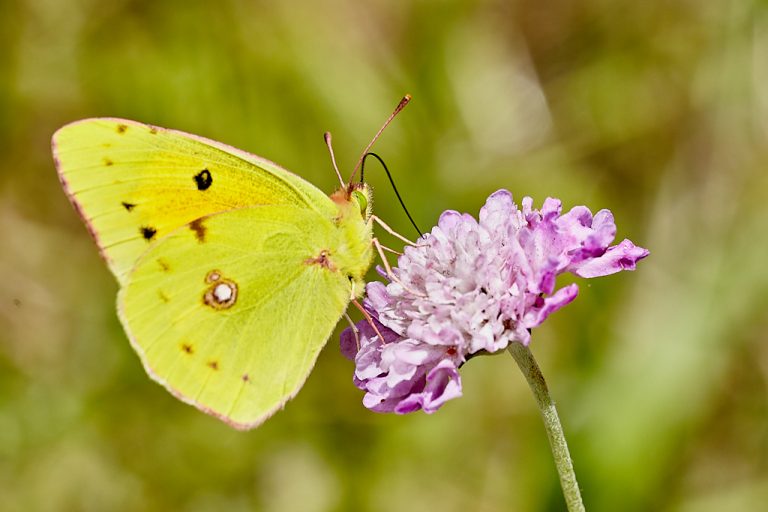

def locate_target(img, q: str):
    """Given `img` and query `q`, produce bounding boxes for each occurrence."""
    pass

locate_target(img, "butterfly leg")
[351,297,387,343]
[377,244,403,256]
[369,215,418,246]
[371,237,396,280]
[343,311,362,352]
[371,237,425,297]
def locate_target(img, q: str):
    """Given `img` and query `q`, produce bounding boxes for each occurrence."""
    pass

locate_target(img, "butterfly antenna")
[347,94,411,189]
[361,152,423,237]
[324,132,346,188]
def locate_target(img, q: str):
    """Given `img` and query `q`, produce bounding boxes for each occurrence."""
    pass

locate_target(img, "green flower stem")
[508,343,585,512]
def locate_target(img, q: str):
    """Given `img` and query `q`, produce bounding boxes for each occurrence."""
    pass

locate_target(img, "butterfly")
[52,96,410,429]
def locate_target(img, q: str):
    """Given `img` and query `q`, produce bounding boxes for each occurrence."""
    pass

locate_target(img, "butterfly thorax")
[328,185,374,297]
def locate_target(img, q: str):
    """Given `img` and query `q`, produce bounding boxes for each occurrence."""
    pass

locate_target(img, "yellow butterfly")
[52,96,410,429]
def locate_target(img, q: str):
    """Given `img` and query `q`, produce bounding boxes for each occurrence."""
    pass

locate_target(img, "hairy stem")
[508,342,585,512]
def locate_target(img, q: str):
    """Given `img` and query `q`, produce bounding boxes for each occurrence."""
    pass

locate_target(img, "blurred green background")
[2,0,768,510]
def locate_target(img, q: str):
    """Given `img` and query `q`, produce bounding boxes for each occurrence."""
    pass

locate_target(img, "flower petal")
[393,360,463,414]
[570,239,650,278]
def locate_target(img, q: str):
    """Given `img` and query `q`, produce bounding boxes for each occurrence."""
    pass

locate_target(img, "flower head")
[342,190,649,414]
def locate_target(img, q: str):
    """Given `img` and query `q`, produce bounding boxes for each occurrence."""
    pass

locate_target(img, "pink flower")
[342,190,649,414]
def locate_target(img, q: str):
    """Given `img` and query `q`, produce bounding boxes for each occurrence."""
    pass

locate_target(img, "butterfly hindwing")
[119,205,354,429]
[52,118,336,283]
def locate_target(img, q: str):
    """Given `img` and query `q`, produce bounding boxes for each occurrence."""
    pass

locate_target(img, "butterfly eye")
[351,190,368,216]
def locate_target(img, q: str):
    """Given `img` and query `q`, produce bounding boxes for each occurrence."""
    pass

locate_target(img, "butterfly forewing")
[52,118,335,284]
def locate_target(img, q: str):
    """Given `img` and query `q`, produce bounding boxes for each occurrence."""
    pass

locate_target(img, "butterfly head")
[332,182,372,221]
[349,185,371,220]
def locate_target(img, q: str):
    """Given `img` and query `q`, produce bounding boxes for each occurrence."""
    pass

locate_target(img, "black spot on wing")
[194,169,212,191]
[207,360,219,370]
[116,124,128,134]
[189,218,206,243]
[103,158,113,166]
[121,201,136,211]
[141,226,157,241]
[181,343,194,355]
